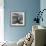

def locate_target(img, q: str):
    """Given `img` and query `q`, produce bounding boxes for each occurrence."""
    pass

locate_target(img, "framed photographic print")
[11,12,25,26]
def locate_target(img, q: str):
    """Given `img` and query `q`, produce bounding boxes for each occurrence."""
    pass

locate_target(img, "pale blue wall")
[40,0,46,27]
[4,0,40,42]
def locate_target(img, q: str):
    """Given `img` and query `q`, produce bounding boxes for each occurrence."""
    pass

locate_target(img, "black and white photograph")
[11,12,25,26]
